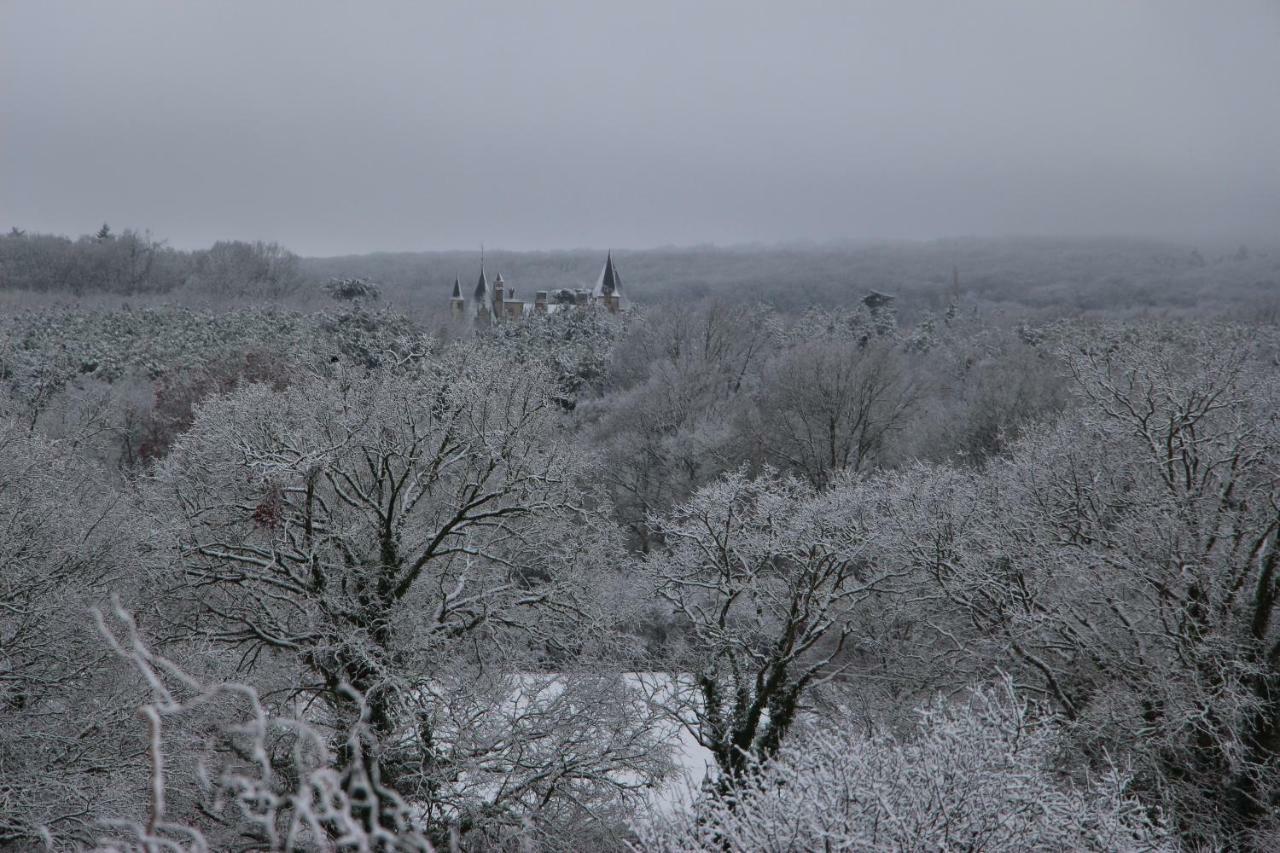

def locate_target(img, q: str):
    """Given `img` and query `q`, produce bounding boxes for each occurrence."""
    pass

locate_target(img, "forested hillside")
[5,227,1278,322]
[2,235,1279,848]
[7,0,1278,846]
[305,237,1280,320]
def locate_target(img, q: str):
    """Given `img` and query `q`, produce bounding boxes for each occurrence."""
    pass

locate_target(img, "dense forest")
[2,225,1280,850]
[4,225,1278,320]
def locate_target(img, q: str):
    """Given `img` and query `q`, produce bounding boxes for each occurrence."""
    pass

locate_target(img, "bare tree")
[93,600,435,852]
[586,301,776,549]
[641,468,905,786]
[749,337,916,487]
[151,345,667,845]
[192,240,303,299]
[878,324,1280,846]
[0,421,151,848]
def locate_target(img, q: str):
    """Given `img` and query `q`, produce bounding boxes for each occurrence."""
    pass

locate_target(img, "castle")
[451,253,624,322]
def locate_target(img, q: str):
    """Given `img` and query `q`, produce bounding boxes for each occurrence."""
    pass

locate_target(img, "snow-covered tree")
[93,600,434,852]
[490,306,624,409]
[0,421,152,848]
[747,334,916,487]
[585,301,776,549]
[874,323,1280,845]
[152,344,669,846]
[641,468,906,785]
[639,682,1173,852]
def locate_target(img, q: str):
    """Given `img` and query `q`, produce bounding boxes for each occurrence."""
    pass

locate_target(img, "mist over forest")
[5,0,1280,850]
[3,222,1280,851]
[5,227,1279,320]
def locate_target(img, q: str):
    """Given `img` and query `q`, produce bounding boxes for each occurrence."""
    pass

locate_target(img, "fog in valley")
[2,2,1280,851]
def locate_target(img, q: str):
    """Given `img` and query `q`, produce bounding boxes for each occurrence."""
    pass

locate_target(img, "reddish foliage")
[252,487,284,529]
[137,349,295,463]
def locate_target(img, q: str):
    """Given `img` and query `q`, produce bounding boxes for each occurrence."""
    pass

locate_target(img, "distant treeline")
[3,225,1279,320]
[0,225,303,297]
[307,237,1280,320]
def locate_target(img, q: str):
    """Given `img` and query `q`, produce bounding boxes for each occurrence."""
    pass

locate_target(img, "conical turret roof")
[474,265,490,302]
[451,275,462,299]
[593,252,622,298]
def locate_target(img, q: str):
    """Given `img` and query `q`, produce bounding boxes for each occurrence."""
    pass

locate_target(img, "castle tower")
[449,253,628,321]
[450,275,465,320]
[473,265,492,324]
[593,251,623,313]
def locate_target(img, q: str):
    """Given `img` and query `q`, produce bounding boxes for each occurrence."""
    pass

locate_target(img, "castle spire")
[593,251,622,298]
[450,273,466,321]
[593,251,623,313]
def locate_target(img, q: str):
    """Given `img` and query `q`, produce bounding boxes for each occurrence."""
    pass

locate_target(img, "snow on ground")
[625,673,714,815]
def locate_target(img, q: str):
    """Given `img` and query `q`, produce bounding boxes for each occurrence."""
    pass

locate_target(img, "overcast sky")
[3,1,1278,256]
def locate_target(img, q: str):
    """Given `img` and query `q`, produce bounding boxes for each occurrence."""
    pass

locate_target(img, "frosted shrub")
[639,683,1173,852]
[91,602,435,853]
